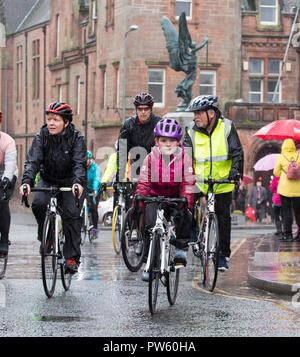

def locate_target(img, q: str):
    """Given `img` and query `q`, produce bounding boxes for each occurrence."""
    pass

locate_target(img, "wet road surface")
[1,210,300,337]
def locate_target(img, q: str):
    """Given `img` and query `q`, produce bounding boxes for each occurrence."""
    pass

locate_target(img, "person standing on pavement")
[273,139,300,241]
[183,95,244,271]
[0,115,18,256]
[19,102,86,273]
[87,150,101,239]
[248,178,268,223]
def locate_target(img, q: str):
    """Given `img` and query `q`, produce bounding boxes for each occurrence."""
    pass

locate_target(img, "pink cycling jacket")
[135,143,195,210]
[0,131,18,181]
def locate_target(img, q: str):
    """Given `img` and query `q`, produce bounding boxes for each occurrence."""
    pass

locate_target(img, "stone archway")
[247,139,281,188]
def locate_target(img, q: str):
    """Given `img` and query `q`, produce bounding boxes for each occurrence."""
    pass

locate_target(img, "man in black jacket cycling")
[19,102,86,273]
[116,92,161,183]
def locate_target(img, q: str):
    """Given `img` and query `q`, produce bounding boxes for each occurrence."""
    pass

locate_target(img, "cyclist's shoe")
[92,228,98,239]
[65,258,78,274]
[141,271,149,282]
[174,249,187,266]
[218,254,229,271]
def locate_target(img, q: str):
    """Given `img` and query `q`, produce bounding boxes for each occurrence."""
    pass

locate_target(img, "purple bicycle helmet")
[154,118,183,140]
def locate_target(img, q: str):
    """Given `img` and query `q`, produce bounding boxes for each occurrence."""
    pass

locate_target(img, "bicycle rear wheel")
[166,244,180,305]
[204,214,219,292]
[112,205,122,254]
[121,208,145,272]
[0,253,8,280]
[148,233,161,315]
[41,215,58,298]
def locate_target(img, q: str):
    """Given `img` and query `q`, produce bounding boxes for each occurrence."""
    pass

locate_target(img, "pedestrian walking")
[248,178,268,223]
[273,139,300,241]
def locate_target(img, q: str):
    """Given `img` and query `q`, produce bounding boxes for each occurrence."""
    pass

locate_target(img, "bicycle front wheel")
[59,235,72,291]
[0,253,8,280]
[166,244,180,305]
[121,208,145,272]
[80,206,87,245]
[112,205,122,254]
[148,233,161,315]
[204,214,219,292]
[41,215,58,298]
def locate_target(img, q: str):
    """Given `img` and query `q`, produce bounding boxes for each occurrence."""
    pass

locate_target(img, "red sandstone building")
[0,0,300,187]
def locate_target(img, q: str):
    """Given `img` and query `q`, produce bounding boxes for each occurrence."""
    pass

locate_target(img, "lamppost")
[122,25,138,122]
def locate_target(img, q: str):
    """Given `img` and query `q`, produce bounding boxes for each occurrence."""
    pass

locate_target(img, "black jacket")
[182,116,244,178]
[22,123,87,187]
[117,113,161,181]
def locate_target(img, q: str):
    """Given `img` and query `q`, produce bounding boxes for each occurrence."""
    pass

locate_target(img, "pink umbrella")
[253,153,280,171]
[254,119,300,141]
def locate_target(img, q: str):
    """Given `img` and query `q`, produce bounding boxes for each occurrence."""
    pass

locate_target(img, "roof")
[2,0,37,34]
[15,0,50,33]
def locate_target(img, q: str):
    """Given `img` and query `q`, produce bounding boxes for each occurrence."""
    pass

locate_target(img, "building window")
[99,67,106,109]
[106,0,114,29]
[76,76,81,114]
[148,68,165,107]
[199,70,216,96]
[249,58,281,103]
[91,0,97,35]
[249,79,263,103]
[113,65,120,108]
[16,45,23,103]
[54,14,60,57]
[260,0,278,25]
[32,39,40,100]
[176,0,192,18]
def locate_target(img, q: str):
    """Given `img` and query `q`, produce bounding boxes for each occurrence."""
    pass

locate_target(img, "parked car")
[98,196,113,227]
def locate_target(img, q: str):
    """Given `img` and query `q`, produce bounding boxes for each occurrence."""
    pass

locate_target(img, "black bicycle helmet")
[133,92,154,107]
[45,102,73,122]
[185,95,219,112]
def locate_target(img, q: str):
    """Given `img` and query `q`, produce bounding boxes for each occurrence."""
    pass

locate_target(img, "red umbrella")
[254,119,300,140]
[245,206,256,222]
[242,174,253,184]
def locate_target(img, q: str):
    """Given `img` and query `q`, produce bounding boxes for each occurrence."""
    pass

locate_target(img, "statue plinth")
[163,112,194,132]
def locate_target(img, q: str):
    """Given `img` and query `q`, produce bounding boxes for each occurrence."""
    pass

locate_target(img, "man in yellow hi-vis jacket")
[183,96,244,271]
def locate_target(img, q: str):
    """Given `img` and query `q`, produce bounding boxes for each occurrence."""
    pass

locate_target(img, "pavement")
[9,198,300,297]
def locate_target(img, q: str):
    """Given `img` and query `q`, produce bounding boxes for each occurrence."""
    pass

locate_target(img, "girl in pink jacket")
[269,175,282,236]
[135,118,195,277]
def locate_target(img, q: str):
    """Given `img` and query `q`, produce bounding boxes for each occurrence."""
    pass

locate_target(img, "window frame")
[259,0,279,26]
[199,70,216,97]
[148,68,165,108]
[175,0,192,20]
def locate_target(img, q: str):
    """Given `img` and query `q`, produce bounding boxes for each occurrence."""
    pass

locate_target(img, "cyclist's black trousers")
[144,202,192,251]
[32,178,84,262]
[192,191,232,258]
[214,191,232,258]
[0,200,10,254]
[87,193,99,229]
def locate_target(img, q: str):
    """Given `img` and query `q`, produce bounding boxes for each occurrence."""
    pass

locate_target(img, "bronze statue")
[161,12,208,111]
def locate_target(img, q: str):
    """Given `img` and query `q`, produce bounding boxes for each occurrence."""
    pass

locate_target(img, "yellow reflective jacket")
[186,118,235,194]
[102,152,131,183]
[274,139,300,197]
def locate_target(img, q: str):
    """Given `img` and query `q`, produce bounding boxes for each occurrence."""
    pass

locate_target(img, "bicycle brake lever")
[74,185,80,208]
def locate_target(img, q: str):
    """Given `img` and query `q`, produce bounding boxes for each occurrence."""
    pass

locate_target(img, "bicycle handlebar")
[196,177,239,185]
[134,194,188,209]
[21,184,79,208]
